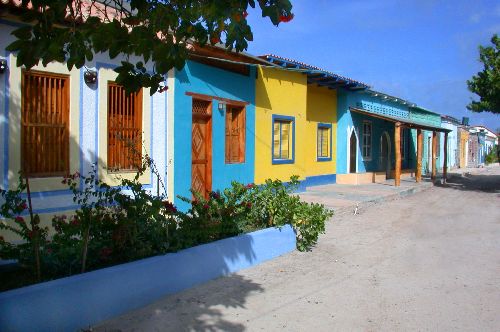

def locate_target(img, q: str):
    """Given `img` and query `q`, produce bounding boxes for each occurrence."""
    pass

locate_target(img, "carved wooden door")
[191,99,212,198]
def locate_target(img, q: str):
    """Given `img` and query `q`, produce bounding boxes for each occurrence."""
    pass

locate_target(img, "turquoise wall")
[336,90,415,174]
[173,61,256,210]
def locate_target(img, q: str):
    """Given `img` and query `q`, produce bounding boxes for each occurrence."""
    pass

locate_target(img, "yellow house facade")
[254,65,337,188]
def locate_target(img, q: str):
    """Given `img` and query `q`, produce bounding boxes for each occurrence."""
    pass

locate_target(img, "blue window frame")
[272,115,295,164]
[317,123,332,162]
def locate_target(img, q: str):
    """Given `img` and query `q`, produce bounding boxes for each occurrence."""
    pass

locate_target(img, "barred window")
[107,83,143,171]
[21,71,70,177]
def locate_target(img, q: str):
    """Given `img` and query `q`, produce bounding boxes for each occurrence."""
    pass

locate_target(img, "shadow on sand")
[94,273,263,332]
[436,171,500,193]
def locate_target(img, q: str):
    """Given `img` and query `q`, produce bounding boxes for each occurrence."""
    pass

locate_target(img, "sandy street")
[95,167,500,332]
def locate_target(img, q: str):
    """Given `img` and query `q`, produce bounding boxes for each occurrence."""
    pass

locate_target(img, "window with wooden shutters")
[317,123,332,161]
[21,70,70,177]
[225,106,245,163]
[107,83,143,171]
[272,115,295,164]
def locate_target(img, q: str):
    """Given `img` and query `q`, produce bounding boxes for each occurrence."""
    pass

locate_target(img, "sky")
[244,0,500,132]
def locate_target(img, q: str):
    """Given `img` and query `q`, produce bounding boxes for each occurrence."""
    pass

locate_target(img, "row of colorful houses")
[0,13,498,238]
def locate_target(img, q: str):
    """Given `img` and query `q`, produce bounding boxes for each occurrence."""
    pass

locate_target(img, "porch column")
[443,132,448,182]
[431,131,437,180]
[416,129,423,182]
[395,122,401,186]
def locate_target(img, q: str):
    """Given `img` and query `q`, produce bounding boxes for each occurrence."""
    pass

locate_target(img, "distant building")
[440,115,461,169]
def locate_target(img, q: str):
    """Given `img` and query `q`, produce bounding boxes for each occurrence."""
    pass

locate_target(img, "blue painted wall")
[336,90,414,174]
[173,61,256,210]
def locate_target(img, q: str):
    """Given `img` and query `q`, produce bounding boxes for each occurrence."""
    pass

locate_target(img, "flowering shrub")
[175,182,253,250]
[0,169,332,290]
[0,174,48,281]
[242,176,333,251]
[47,163,178,276]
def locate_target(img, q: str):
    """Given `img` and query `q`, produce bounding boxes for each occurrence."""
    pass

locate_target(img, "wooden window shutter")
[318,127,329,158]
[225,106,245,163]
[273,122,280,159]
[281,122,290,159]
[21,70,70,177]
[107,83,143,171]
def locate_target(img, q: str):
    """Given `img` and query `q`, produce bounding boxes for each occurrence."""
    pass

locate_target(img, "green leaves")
[467,34,500,114]
[5,0,293,94]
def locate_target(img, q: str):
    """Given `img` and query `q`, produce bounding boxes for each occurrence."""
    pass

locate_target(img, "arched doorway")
[349,130,357,173]
[380,132,391,179]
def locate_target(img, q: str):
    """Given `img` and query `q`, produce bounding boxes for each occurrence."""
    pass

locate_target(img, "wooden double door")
[191,99,212,197]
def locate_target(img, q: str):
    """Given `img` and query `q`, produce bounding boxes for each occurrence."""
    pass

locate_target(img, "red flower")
[14,216,24,224]
[71,218,79,226]
[210,191,221,200]
[279,14,294,23]
[245,183,255,189]
[159,85,169,93]
[210,36,220,44]
[162,200,177,213]
[246,202,252,209]
[20,202,28,210]
[203,204,209,209]
[243,10,248,18]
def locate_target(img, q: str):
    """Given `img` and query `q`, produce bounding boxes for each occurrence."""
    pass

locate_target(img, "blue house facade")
[336,89,416,184]
[170,51,259,210]
[336,89,448,185]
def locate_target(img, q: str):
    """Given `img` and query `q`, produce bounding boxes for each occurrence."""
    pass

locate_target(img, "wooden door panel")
[191,100,212,198]
[192,121,207,160]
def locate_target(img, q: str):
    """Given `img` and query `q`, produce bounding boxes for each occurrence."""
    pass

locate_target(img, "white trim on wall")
[166,69,175,200]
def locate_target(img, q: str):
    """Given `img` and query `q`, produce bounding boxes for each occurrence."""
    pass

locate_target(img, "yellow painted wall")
[459,130,469,168]
[254,66,307,184]
[305,85,337,177]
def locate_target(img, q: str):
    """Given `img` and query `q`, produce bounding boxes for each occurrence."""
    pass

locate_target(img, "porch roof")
[261,54,370,91]
[350,107,452,133]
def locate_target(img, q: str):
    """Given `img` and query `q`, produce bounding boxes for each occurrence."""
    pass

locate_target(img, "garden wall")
[0,225,296,332]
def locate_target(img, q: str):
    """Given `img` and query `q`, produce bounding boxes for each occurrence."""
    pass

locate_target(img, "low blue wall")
[304,174,336,187]
[0,225,296,332]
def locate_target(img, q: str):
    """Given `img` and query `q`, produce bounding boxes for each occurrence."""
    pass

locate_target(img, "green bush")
[0,169,332,290]
[243,176,333,251]
[0,175,48,281]
[485,146,499,164]
[175,182,252,250]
